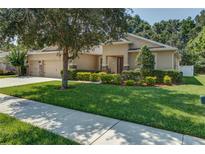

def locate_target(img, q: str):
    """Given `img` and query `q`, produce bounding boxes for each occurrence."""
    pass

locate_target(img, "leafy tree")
[187,26,205,53]
[179,17,196,48]
[186,26,205,72]
[151,19,195,50]
[137,45,155,77]
[180,50,199,65]
[6,45,27,76]
[152,19,181,45]
[127,15,154,39]
[0,8,129,89]
[192,10,205,36]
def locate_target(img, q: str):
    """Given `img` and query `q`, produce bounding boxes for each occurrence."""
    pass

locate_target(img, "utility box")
[200,96,205,104]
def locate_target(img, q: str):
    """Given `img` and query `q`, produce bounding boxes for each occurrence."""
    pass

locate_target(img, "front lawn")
[183,75,205,85]
[0,113,78,145]
[0,75,205,139]
[0,75,17,79]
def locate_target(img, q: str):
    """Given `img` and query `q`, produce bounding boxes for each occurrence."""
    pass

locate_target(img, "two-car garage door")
[29,60,62,78]
[44,60,62,78]
[29,61,40,77]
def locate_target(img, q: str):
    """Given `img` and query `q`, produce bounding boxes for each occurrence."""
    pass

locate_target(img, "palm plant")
[6,47,27,76]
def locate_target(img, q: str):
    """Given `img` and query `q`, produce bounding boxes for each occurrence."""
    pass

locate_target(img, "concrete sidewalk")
[0,93,205,145]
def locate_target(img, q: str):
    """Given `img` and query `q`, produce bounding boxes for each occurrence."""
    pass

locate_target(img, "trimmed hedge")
[90,73,100,82]
[77,69,100,73]
[112,74,122,85]
[61,69,77,80]
[151,70,182,83]
[121,70,141,81]
[100,73,121,84]
[60,69,182,86]
[76,72,91,81]
[100,74,114,84]
[61,69,100,80]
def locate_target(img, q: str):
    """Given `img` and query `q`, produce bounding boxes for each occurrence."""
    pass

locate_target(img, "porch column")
[172,53,174,69]
[123,53,129,70]
[102,55,108,72]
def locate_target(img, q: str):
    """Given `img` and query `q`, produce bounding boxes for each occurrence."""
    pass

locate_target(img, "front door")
[117,57,123,73]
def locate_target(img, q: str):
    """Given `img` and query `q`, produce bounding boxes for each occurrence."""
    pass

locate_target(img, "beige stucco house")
[27,33,181,78]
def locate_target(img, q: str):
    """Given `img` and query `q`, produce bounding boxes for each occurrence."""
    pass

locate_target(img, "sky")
[132,8,204,25]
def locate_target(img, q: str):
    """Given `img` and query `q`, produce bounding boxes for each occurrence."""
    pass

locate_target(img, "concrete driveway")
[0,76,60,88]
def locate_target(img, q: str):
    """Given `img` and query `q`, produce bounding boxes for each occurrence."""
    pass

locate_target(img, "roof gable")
[126,33,177,50]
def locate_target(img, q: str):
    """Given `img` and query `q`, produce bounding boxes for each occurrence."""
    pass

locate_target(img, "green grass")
[0,75,205,139]
[0,113,78,145]
[0,75,17,79]
[183,75,205,85]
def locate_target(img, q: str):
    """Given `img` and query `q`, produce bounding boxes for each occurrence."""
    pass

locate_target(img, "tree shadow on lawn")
[3,82,205,139]
[0,113,77,145]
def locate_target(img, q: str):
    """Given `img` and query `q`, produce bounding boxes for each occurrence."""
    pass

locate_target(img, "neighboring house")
[0,51,16,74]
[27,33,181,78]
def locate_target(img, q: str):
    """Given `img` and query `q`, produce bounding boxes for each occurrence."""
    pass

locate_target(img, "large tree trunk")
[61,48,69,89]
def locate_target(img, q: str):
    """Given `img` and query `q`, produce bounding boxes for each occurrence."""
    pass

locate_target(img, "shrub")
[151,70,182,83]
[121,70,141,81]
[0,69,3,75]
[98,72,107,77]
[99,73,121,85]
[90,73,100,82]
[163,75,172,85]
[135,79,145,86]
[145,76,157,86]
[137,46,155,77]
[165,70,182,83]
[100,74,114,84]
[76,72,91,81]
[112,74,122,85]
[124,80,135,86]
[77,69,100,73]
[61,69,77,80]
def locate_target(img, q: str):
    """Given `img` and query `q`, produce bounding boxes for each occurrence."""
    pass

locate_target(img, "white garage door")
[29,61,39,76]
[44,60,62,78]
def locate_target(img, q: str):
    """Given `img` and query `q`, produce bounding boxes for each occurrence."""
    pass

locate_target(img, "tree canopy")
[127,10,205,50]
[127,15,153,39]
[0,8,129,89]
[187,26,205,53]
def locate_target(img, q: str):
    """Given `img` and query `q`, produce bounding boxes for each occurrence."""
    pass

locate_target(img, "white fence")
[180,65,194,77]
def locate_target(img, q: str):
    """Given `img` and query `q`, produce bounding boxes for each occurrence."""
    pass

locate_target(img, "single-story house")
[27,33,181,78]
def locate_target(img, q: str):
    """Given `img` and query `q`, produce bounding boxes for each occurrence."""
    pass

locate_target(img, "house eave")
[102,41,132,46]
[28,50,102,56]
[128,47,177,53]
